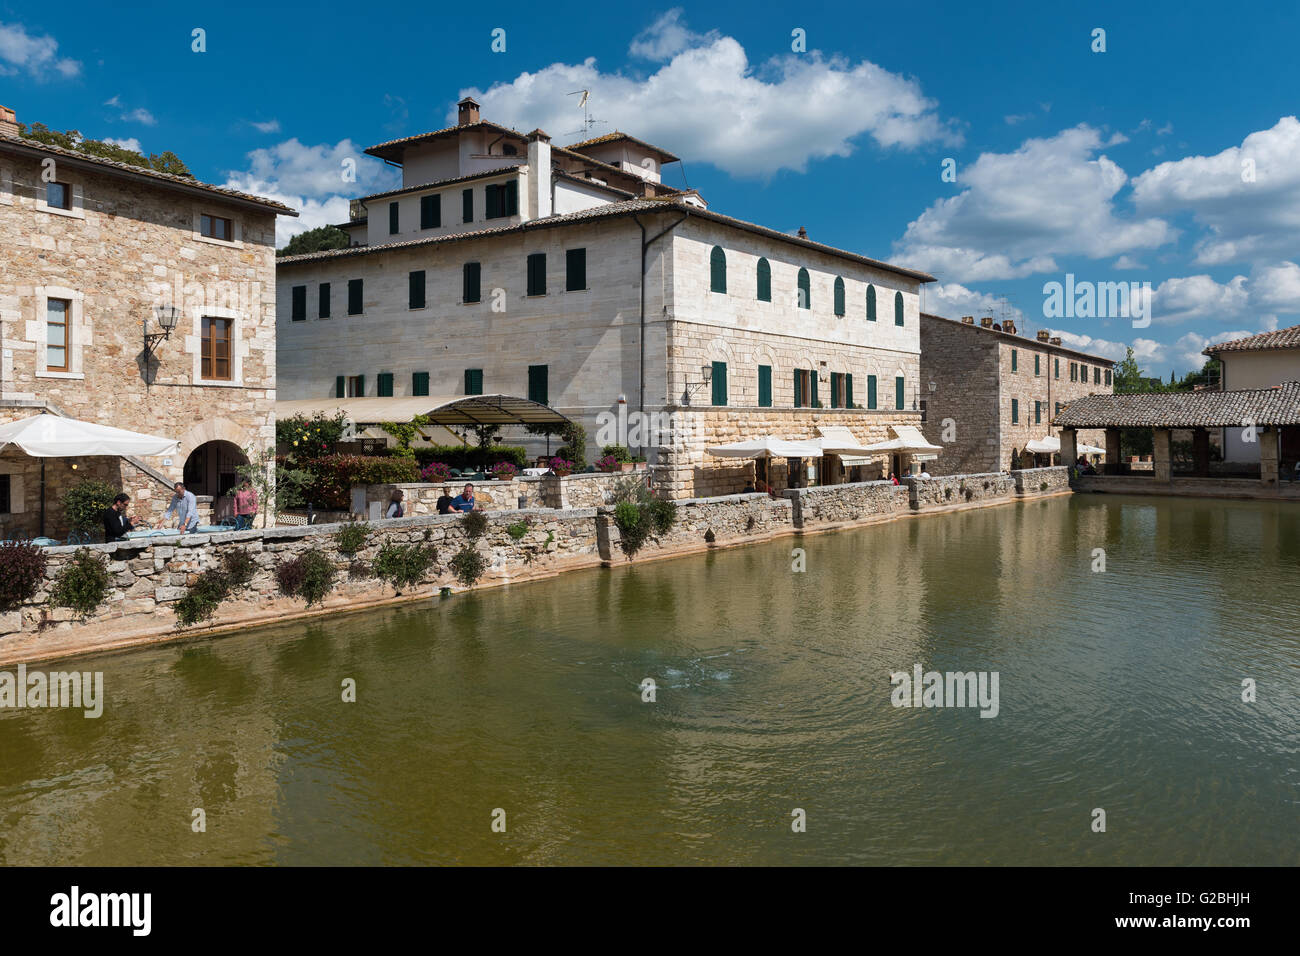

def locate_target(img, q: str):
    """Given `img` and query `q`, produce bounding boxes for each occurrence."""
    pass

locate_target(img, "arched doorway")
[183,441,247,520]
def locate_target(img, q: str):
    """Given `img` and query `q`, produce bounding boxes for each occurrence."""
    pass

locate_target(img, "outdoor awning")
[0,413,179,457]
[276,394,573,428]
[1026,435,1107,456]
[859,424,944,461]
[706,435,823,459]
[814,425,877,466]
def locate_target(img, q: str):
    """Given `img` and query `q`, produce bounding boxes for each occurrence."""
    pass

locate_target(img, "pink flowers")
[421,462,452,482]
[549,457,575,477]
[490,461,518,480]
[595,454,620,473]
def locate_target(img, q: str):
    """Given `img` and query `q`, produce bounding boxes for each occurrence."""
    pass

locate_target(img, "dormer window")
[503,144,518,156]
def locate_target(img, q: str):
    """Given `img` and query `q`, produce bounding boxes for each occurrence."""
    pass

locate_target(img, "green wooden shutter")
[830,372,841,408]
[291,285,306,321]
[528,365,548,405]
[336,375,345,398]
[1055,357,1060,379]
[566,248,586,291]
[412,371,429,396]
[867,285,876,321]
[867,375,877,409]
[389,201,399,234]
[895,376,904,410]
[845,374,853,408]
[833,277,845,317]
[347,278,362,315]
[462,188,473,223]
[810,371,819,407]
[894,291,904,326]
[758,365,772,407]
[711,361,727,406]
[505,180,518,216]
[1011,349,1018,372]
[355,375,364,397]
[1011,398,1019,424]
[319,283,330,318]
[485,184,500,219]
[709,246,727,293]
[1035,354,1041,375]
[464,369,484,395]
[1035,401,1042,424]
[409,270,425,309]
[463,262,480,303]
[794,370,803,408]
[377,372,393,397]
[756,258,771,302]
[797,268,810,309]
[527,253,546,295]
[420,194,440,229]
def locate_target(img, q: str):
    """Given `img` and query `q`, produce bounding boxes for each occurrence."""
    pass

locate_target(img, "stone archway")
[182,440,247,498]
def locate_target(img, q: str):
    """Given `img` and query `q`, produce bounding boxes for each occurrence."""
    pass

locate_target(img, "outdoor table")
[522,467,549,476]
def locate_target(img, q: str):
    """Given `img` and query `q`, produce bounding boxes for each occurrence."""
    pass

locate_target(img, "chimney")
[797,226,808,239]
[457,97,481,126]
[1003,319,1017,334]
[526,129,552,220]
[0,105,17,138]
[1049,336,1062,346]
[960,315,975,324]
[1036,330,1050,342]
[980,316,994,328]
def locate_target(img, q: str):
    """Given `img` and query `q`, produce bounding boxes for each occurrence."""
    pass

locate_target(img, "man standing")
[451,483,476,513]
[101,493,137,542]
[159,481,199,534]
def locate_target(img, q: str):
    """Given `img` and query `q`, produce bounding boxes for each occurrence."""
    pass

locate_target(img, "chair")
[449,468,462,478]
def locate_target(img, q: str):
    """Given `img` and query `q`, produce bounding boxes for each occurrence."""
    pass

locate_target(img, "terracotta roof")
[0,131,297,215]
[365,120,528,162]
[552,169,639,199]
[920,313,1116,366]
[1203,324,1300,355]
[564,131,681,163]
[332,218,367,230]
[358,164,525,202]
[1053,382,1300,428]
[278,196,936,281]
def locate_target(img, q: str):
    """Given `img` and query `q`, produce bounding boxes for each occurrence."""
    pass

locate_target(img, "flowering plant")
[490,461,518,480]
[549,457,575,477]
[421,461,452,482]
[595,454,620,473]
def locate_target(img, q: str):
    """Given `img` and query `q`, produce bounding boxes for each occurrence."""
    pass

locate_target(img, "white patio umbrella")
[1025,435,1106,456]
[706,435,822,491]
[0,413,179,537]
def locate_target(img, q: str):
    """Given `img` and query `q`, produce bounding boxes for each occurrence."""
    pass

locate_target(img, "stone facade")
[1012,465,1072,497]
[904,471,1016,511]
[919,314,1113,475]
[0,131,292,538]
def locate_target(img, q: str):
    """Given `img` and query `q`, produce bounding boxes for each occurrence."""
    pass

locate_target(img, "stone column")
[1153,429,1172,482]
[1192,429,1210,477]
[1105,428,1121,475]
[1260,427,1280,486]
[1059,429,1078,471]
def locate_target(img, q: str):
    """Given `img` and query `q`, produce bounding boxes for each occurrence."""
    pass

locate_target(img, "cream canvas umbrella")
[707,435,822,490]
[0,413,179,537]
[1025,435,1106,456]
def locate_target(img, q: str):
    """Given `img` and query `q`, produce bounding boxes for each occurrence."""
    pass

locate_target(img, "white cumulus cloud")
[0,21,81,78]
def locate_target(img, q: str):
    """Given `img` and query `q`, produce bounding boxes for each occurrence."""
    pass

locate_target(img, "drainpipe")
[633,211,688,459]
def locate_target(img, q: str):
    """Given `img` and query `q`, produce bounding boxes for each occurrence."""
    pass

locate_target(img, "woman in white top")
[385,489,405,519]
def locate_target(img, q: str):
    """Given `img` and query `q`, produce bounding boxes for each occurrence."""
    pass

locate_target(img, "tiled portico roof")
[1053,382,1300,428]
[1203,324,1300,354]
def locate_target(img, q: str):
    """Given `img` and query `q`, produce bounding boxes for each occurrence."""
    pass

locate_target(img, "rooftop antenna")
[565,89,606,141]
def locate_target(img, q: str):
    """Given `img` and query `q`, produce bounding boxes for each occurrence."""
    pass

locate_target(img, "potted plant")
[421,461,452,482]
[549,457,575,477]
[490,461,518,481]
[631,455,647,471]
[595,454,620,473]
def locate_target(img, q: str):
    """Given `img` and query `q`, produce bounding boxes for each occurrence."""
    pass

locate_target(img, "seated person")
[385,489,405,519]
[741,480,756,493]
[451,483,477,512]
[435,486,455,515]
[102,493,137,542]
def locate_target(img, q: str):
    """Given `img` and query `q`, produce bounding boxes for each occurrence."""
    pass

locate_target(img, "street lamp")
[143,305,180,382]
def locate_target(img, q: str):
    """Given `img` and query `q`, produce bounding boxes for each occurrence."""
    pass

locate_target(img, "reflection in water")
[1,494,1297,865]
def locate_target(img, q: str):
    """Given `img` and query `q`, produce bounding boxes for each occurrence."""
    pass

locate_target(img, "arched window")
[866,284,877,322]
[756,257,771,302]
[833,277,845,317]
[710,246,727,293]
[797,268,811,310]
[894,291,904,326]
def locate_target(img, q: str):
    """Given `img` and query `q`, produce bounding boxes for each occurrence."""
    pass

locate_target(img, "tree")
[278,225,350,257]
[19,122,193,178]
[238,447,310,527]
[1112,347,1146,393]
[378,414,434,457]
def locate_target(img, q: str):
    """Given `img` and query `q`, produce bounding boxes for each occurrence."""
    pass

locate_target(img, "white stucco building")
[276,97,936,497]
[1205,324,1300,466]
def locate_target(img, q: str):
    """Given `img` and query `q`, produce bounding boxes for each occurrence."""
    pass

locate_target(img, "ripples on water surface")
[1,494,1297,865]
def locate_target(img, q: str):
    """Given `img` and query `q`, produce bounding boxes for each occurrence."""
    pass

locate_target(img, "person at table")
[451,483,477,512]
[233,478,258,530]
[741,480,756,493]
[158,482,198,534]
[385,489,405,519]
[102,493,137,542]
[435,486,455,515]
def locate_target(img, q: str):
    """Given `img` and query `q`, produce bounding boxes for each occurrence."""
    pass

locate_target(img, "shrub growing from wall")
[62,479,118,538]
[372,542,438,593]
[0,540,47,612]
[449,545,488,587]
[276,549,337,607]
[48,548,112,620]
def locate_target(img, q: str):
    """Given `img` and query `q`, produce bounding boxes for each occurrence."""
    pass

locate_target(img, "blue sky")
[3,0,1298,376]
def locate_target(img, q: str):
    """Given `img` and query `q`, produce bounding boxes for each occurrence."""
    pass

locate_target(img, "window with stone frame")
[46,298,71,371]
[200,213,233,241]
[47,181,71,210]
[200,316,232,380]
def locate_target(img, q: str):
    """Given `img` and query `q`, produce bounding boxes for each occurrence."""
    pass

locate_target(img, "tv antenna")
[566,89,606,140]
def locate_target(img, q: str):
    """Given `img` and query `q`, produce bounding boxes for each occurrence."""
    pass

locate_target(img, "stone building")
[1203,323,1300,466]
[0,105,296,538]
[919,313,1115,474]
[276,97,934,498]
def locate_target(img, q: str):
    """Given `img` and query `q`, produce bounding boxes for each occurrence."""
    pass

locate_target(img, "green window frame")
[1011,349,1018,372]
[377,372,394,397]
[528,364,548,405]
[1055,402,1062,417]
[347,278,363,315]
[845,373,854,408]
[566,248,586,291]
[756,258,771,302]
[710,246,726,293]
[412,371,429,397]
[388,201,399,235]
[797,268,811,310]
[462,188,473,224]
[318,282,330,319]
[1105,369,1112,386]
[711,361,728,406]
[291,285,306,321]
[1034,354,1041,376]
[1035,401,1042,425]
[1011,398,1019,424]
[866,284,877,322]
[527,253,546,296]
[830,371,842,408]
[335,375,345,398]
[809,370,819,407]
[464,368,483,395]
[409,270,426,310]
[867,375,878,410]
[833,277,846,317]
[1055,357,1060,379]
[463,262,481,303]
[894,291,904,326]
[895,376,905,410]
[485,181,518,219]
[793,369,803,408]
[420,194,441,229]
[758,364,772,407]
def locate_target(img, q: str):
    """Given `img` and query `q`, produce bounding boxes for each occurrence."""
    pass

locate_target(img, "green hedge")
[413,445,528,471]
[303,455,421,509]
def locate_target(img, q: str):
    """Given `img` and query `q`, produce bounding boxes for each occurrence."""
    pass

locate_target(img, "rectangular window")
[464,368,484,395]
[1104,369,1112,386]
[1094,367,1101,385]
[1011,398,1019,424]
[200,213,232,240]
[377,372,394,397]
[527,253,546,296]
[566,248,586,291]
[758,365,772,407]
[1055,357,1060,379]
[1035,401,1042,425]
[792,369,817,407]
[1055,402,1062,417]
[527,364,548,405]
[463,262,481,303]
[1080,364,1088,382]
[895,376,905,410]
[347,375,364,397]
[336,375,345,398]
[1035,354,1041,376]
[46,298,70,371]
[462,188,474,224]
[389,201,400,235]
[200,317,232,380]
[484,181,519,219]
[1011,349,1018,372]
[711,361,728,406]
[291,285,306,321]
[845,373,854,408]
[0,474,10,514]
[409,270,426,309]
[420,194,441,230]
[319,282,331,319]
[47,181,71,210]
[830,372,842,409]
[809,370,819,408]
[348,278,363,315]
[793,369,804,408]
[1070,362,1077,382]
[412,371,429,396]
[867,375,878,410]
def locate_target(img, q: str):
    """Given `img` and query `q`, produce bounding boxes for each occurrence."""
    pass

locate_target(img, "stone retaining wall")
[905,472,1016,511]
[1012,466,1071,497]
[783,480,911,528]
